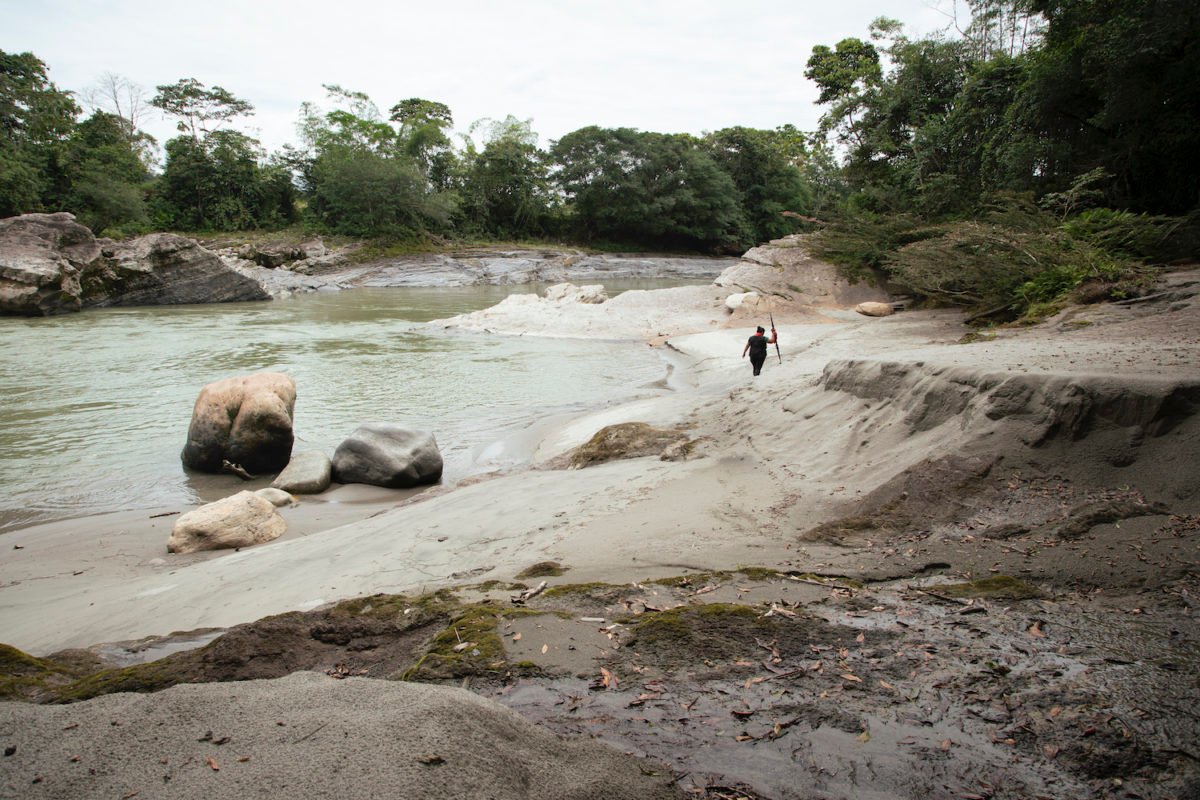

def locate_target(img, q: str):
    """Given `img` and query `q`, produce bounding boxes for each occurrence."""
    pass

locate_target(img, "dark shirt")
[747,334,769,356]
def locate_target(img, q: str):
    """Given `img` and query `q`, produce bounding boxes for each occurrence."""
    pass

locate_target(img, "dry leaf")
[840,673,863,683]
[1049,706,1062,718]
[1043,744,1060,759]
[857,730,871,743]
[855,632,865,643]
[512,632,521,641]
[940,739,952,751]
[599,666,618,690]
[540,644,548,654]
[452,641,474,652]
[1028,621,1046,638]
[206,756,220,771]
[879,680,895,690]
[237,756,251,763]
[735,734,756,742]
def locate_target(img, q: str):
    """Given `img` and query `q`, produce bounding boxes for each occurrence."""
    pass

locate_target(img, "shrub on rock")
[332,423,443,488]
[181,372,296,474]
[167,490,286,554]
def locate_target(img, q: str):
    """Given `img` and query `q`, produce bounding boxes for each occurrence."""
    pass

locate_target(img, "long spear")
[769,311,782,364]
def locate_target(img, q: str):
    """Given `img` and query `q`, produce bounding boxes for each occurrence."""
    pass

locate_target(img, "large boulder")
[715,234,892,309]
[271,450,333,494]
[0,213,98,315]
[167,490,286,554]
[181,372,297,474]
[0,213,272,315]
[332,423,443,488]
[82,233,270,307]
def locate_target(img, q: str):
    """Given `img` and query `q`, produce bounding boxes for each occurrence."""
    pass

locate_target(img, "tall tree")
[0,50,78,216]
[459,116,552,239]
[150,78,253,138]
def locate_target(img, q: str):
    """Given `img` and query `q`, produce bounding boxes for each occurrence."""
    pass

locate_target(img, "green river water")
[0,282,693,533]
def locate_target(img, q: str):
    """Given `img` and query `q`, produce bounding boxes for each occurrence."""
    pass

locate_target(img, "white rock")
[167,491,287,554]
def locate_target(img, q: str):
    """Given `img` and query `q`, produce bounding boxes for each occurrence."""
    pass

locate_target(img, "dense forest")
[2,0,1197,318]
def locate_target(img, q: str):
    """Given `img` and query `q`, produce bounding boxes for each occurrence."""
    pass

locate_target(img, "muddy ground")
[4,474,1197,800]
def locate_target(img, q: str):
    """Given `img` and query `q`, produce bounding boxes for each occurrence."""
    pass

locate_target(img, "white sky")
[2,0,957,154]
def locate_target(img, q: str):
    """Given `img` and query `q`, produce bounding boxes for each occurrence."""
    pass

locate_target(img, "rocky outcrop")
[716,234,891,309]
[0,213,270,315]
[332,424,443,488]
[83,233,269,307]
[181,372,296,474]
[271,451,333,494]
[355,250,734,287]
[0,213,96,315]
[167,490,287,553]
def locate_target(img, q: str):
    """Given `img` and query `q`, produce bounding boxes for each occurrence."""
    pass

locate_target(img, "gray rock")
[332,423,443,488]
[83,233,270,307]
[271,451,333,494]
[167,490,286,554]
[0,213,97,315]
[181,372,296,474]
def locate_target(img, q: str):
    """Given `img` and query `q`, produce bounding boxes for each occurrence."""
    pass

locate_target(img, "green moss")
[330,590,456,622]
[53,659,187,703]
[0,643,80,700]
[542,582,623,600]
[737,566,783,582]
[400,604,545,682]
[938,575,1045,600]
[958,331,998,345]
[647,572,724,588]
[516,561,567,579]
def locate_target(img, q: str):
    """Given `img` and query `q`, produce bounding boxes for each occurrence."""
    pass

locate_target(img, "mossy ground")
[937,575,1046,600]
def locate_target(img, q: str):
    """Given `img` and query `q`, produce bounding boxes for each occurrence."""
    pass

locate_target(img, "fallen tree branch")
[511,580,547,605]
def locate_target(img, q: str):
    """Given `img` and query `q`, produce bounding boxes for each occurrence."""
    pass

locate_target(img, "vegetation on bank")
[2,0,1197,319]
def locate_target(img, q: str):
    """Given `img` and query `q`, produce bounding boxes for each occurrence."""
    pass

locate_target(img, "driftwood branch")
[221,460,254,480]
[511,580,547,605]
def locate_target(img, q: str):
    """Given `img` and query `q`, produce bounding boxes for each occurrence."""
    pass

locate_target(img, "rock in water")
[181,372,296,474]
[82,233,269,307]
[332,423,443,488]
[167,490,286,553]
[271,450,333,494]
[0,213,97,315]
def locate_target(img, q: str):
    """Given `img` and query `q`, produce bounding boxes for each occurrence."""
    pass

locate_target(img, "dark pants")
[750,352,766,376]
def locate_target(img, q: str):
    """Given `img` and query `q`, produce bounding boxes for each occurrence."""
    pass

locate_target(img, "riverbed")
[0,280,702,533]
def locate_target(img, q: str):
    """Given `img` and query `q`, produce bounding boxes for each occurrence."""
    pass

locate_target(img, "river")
[0,280,699,534]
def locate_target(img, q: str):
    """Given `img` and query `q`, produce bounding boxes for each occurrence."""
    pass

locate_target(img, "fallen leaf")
[1049,706,1062,718]
[857,730,871,743]
[841,673,863,683]
[1043,745,1060,759]
[731,709,755,719]
[512,632,521,641]
[452,641,475,652]
[418,755,445,766]
[879,680,895,690]
[1028,621,1046,638]
[599,666,619,690]
[541,644,548,654]
[855,632,865,643]
[940,739,952,751]
[237,756,251,763]
[206,757,219,771]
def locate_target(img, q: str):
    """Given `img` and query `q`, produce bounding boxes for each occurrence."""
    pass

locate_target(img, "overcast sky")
[3,0,957,153]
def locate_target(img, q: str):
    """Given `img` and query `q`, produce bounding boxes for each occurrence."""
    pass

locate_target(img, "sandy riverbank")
[2,248,1199,799]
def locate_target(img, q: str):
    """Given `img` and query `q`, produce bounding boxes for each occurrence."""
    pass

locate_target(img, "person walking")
[741,324,778,376]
